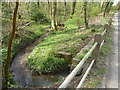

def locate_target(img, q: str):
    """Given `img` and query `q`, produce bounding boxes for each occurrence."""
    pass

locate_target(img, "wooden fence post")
[109,18,112,26]
[92,34,102,64]
[103,24,108,42]
[104,24,109,34]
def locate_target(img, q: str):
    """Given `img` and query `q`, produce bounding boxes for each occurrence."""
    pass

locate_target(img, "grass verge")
[82,24,114,88]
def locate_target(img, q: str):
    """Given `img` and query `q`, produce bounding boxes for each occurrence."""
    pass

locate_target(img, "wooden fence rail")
[58,19,112,89]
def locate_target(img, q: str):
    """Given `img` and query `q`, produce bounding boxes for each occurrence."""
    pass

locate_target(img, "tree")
[64,0,66,16]
[47,0,51,19]
[37,0,40,8]
[107,2,113,14]
[103,2,113,17]
[51,1,57,31]
[100,0,104,12]
[4,2,19,88]
[71,0,76,15]
[83,1,88,29]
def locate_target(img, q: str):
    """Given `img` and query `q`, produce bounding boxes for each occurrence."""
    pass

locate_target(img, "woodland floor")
[2,12,116,88]
[10,14,105,88]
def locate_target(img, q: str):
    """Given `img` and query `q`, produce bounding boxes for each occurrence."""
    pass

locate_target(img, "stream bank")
[10,30,70,88]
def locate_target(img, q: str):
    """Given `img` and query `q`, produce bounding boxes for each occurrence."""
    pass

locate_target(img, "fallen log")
[54,51,72,65]
[17,22,33,30]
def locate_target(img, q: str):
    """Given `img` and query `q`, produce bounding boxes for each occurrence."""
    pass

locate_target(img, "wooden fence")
[58,18,112,89]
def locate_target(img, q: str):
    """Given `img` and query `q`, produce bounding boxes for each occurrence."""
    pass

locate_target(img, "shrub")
[91,29,96,32]
[2,48,8,67]
[80,34,88,41]
[30,5,49,23]
[64,19,78,29]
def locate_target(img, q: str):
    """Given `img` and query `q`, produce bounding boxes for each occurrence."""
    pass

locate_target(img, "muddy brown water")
[10,32,70,88]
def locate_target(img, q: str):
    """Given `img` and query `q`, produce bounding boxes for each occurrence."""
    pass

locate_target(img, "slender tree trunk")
[4,2,19,88]
[107,2,113,14]
[100,0,104,12]
[47,0,51,19]
[51,1,57,31]
[8,2,11,9]
[71,0,76,15]
[37,0,40,8]
[64,0,66,16]
[83,1,88,29]
[103,2,110,17]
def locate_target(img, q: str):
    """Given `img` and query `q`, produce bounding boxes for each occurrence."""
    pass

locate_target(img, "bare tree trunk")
[107,2,113,14]
[71,0,76,15]
[83,1,88,29]
[51,1,57,31]
[4,2,19,88]
[64,0,66,16]
[103,2,110,17]
[37,0,40,8]
[100,0,104,11]
[47,0,51,19]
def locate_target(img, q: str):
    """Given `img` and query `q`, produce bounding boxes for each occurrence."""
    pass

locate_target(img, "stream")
[10,32,69,88]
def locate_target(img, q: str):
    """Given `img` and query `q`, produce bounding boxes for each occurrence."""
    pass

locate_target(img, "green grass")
[101,17,109,25]
[27,26,94,73]
[28,53,68,74]
[2,18,50,88]
[100,25,113,57]
[82,23,114,88]
[27,22,105,73]
[100,43,110,56]
[64,18,78,29]
[87,80,101,88]
[76,49,89,60]
[93,67,106,76]
[2,21,49,68]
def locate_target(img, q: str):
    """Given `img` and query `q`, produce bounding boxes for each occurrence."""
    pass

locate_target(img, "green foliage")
[93,68,106,76]
[7,73,15,88]
[101,17,109,25]
[80,34,89,41]
[76,49,89,61]
[27,28,92,73]
[1,48,8,68]
[69,47,78,55]
[2,22,49,72]
[90,25,104,33]
[30,4,49,23]
[77,53,85,60]
[88,3,100,17]
[64,19,78,29]
[91,29,96,32]
[1,2,118,88]
[2,2,12,19]
[28,48,68,73]
[87,80,101,88]
[100,26,113,57]
[100,43,110,56]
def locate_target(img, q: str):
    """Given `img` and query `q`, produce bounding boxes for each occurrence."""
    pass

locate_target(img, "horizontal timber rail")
[58,19,112,89]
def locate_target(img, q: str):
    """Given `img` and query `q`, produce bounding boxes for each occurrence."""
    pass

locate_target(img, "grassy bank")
[2,18,49,70]
[27,16,107,74]
[2,19,49,87]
